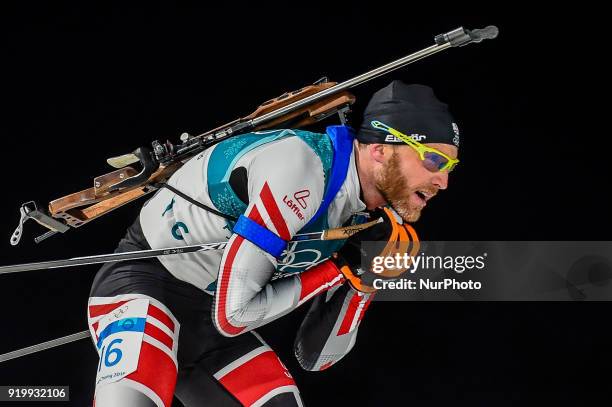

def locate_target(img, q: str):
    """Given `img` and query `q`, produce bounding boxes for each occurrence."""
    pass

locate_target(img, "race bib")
[95,298,149,387]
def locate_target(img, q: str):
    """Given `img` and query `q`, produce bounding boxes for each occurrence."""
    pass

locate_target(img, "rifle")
[10,26,498,246]
[0,25,497,363]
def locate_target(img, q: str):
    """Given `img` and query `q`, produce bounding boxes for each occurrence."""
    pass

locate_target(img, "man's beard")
[375,151,423,222]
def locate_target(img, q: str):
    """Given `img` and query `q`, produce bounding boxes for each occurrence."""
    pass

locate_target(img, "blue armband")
[232,215,288,258]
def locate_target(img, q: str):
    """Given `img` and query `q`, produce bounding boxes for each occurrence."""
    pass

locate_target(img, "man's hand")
[333,207,419,293]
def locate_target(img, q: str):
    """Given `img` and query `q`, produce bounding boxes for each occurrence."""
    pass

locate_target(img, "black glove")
[333,207,419,293]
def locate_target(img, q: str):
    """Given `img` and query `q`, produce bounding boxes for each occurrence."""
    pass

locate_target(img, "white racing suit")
[87,127,374,406]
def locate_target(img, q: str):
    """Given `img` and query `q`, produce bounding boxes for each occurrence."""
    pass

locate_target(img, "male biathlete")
[87,81,460,406]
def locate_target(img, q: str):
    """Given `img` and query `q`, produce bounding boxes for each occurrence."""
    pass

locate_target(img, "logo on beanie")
[452,122,460,146]
[385,134,427,143]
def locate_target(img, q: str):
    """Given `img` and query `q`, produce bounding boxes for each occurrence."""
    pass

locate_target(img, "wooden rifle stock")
[46,81,355,230]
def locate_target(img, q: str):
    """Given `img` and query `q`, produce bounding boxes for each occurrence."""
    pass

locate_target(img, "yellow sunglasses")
[371,120,459,173]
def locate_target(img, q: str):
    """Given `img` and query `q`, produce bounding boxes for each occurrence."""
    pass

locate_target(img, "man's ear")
[368,143,392,165]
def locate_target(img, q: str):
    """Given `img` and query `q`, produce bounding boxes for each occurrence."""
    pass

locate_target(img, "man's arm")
[294,285,373,371]
[294,206,416,370]
[212,135,346,337]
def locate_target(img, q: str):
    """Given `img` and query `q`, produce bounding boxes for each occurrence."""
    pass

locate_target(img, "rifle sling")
[153,182,238,222]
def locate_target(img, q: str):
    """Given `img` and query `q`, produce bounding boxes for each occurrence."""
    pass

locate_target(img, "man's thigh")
[88,293,180,407]
[89,260,303,406]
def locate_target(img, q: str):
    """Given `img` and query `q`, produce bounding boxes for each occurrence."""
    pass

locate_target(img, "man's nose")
[432,171,449,190]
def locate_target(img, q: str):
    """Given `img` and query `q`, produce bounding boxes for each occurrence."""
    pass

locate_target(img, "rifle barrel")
[251,43,450,127]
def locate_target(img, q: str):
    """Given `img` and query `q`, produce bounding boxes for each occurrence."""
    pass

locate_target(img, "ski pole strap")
[232,215,287,258]
[154,183,237,222]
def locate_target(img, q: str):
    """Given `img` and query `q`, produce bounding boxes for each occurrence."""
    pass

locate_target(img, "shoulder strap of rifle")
[153,182,238,222]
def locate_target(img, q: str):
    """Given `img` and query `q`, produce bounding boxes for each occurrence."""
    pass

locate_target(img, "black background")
[0,3,609,406]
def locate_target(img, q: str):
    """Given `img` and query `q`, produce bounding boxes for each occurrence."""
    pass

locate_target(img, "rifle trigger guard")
[109,146,159,191]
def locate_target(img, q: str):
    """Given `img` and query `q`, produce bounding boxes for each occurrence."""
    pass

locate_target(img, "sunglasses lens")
[423,151,449,172]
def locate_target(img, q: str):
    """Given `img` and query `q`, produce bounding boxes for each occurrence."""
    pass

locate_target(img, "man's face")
[375,143,458,222]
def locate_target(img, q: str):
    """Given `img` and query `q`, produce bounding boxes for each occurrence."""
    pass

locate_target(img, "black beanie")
[356,81,460,147]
